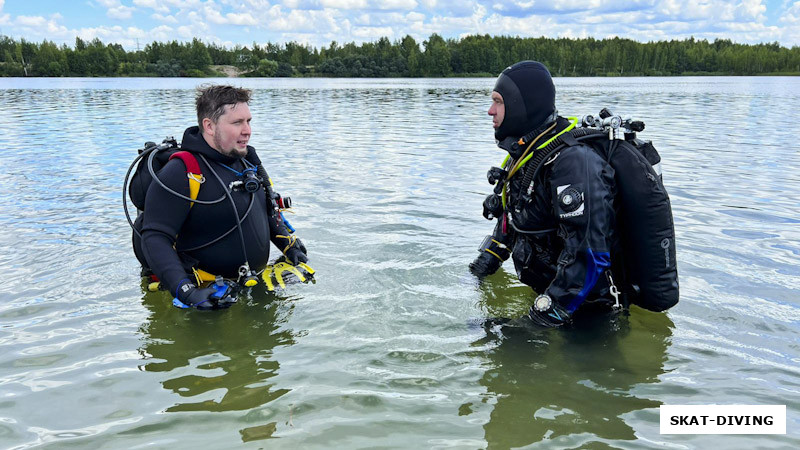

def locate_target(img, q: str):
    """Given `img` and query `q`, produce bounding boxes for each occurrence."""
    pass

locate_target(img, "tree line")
[1,34,798,78]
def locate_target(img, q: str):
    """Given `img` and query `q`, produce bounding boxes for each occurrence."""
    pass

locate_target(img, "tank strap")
[168,151,204,207]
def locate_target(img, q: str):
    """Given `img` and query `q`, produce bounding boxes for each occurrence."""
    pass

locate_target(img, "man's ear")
[202,117,215,136]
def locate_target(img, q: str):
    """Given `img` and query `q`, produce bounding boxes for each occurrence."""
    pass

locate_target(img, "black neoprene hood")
[493,61,556,141]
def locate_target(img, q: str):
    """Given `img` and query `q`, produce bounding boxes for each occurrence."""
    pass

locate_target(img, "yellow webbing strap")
[276,234,297,254]
[187,173,202,208]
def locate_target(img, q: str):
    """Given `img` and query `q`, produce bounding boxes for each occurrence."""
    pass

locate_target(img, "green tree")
[400,35,422,77]
[254,58,278,76]
[31,40,67,76]
[422,33,452,77]
[186,38,212,71]
[275,61,293,77]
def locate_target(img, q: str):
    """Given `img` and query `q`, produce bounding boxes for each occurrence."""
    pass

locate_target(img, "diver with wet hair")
[131,85,311,309]
[471,61,678,327]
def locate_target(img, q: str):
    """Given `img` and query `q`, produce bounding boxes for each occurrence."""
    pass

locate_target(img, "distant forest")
[1,34,799,78]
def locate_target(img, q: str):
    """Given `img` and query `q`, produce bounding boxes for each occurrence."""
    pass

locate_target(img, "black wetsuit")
[500,117,624,316]
[139,126,291,297]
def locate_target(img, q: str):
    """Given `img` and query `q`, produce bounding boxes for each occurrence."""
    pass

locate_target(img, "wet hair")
[493,61,556,140]
[195,85,252,128]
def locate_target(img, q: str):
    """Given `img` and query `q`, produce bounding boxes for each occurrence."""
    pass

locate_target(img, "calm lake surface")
[0,76,798,449]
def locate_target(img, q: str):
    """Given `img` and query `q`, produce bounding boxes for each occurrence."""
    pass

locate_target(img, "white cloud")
[405,10,425,21]
[320,0,368,9]
[782,0,800,23]
[352,25,395,38]
[185,9,211,33]
[177,25,194,38]
[260,5,344,34]
[16,15,48,27]
[108,7,135,20]
[226,12,259,25]
[235,0,274,8]
[203,2,259,25]
[354,13,371,25]
[777,1,800,45]
[654,0,768,22]
[741,0,767,17]
[96,0,136,20]
[134,0,171,14]
[151,13,179,23]
[377,0,418,10]
[279,0,322,8]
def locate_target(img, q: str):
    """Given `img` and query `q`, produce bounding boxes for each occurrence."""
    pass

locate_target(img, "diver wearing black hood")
[471,61,622,327]
[492,61,558,143]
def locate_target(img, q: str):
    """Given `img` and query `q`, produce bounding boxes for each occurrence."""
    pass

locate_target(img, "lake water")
[0,76,798,449]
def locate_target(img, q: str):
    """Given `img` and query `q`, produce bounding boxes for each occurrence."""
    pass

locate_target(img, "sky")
[0,0,798,51]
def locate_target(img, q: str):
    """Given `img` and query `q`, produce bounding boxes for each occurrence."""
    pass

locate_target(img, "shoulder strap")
[514,128,606,201]
[168,151,204,207]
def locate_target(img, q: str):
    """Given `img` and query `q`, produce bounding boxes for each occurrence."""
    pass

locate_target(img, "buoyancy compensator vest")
[124,137,206,269]
[127,137,206,212]
[508,110,679,312]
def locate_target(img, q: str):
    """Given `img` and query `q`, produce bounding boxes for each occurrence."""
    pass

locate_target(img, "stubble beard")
[214,134,248,158]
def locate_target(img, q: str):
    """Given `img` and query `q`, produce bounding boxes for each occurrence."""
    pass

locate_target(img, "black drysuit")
[496,118,623,317]
[139,126,292,297]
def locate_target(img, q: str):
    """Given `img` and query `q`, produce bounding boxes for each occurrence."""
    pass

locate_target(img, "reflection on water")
[478,312,672,448]
[0,77,799,449]
[473,271,672,448]
[138,287,298,414]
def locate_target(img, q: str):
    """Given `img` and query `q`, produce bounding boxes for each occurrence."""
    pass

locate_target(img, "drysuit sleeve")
[257,163,306,257]
[140,159,194,297]
[253,160,295,254]
[268,212,298,254]
[544,145,616,314]
[469,220,513,278]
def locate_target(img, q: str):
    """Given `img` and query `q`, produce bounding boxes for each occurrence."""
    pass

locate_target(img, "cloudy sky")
[1,0,798,50]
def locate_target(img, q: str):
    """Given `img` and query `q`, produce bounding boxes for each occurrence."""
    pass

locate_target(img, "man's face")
[203,102,252,157]
[488,91,504,130]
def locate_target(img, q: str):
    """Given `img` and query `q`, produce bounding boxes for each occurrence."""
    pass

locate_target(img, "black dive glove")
[176,281,237,310]
[469,251,503,278]
[275,232,308,266]
[526,294,571,327]
[295,237,308,256]
[285,244,308,266]
[469,233,511,278]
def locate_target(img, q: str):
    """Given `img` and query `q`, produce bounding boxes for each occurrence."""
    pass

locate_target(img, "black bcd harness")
[504,127,679,312]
